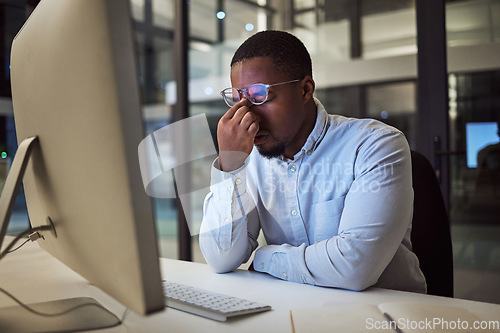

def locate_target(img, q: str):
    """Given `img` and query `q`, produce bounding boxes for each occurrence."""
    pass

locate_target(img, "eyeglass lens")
[223,84,269,106]
[246,84,268,104]
[222,88,242,106]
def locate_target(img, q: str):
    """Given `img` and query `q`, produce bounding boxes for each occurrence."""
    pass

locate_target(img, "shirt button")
[306,150,312,156]
[291,209,298,216]
[283,272,288,278]
[235,178,242,185]
[289,165,297,173]
[260,263,264,269]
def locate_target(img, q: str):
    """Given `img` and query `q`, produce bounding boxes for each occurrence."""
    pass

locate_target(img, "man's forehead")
[230,57,283,87]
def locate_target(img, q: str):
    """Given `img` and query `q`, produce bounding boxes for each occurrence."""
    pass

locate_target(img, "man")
[199,30,426,293]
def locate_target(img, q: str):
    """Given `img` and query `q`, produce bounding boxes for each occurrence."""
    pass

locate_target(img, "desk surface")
[1,238,499,333]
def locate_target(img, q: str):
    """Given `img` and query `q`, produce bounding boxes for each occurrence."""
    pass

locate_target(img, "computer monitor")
[466,122,500,168]
[0,0,164,330]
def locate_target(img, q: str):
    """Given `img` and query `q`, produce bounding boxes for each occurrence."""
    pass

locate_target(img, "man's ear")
[302,76,315,103]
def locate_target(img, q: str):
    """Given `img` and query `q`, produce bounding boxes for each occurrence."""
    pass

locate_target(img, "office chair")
[410,150,454,297]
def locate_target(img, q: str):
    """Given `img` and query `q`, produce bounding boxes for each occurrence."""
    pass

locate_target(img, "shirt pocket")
[311,195,346,241]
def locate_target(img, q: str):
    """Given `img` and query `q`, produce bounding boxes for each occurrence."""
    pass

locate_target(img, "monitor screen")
[466,122,500,168]
[4,0,164,323]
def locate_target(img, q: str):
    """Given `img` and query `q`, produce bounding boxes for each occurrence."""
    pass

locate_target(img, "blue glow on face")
[217,11,226,20]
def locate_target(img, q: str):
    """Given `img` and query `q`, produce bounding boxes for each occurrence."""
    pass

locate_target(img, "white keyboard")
[162,280,271,322]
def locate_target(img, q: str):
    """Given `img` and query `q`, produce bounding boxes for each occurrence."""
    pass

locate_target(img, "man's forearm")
[199,174,259,273]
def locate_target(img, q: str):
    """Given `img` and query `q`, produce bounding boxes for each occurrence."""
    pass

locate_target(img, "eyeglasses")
[220,79,300,107]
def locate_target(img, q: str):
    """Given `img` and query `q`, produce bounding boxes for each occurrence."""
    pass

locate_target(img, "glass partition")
[448,70,500,302]
[361,0,417,59]
[133,0,179,259]
[446,0,500,47]
[366,81,417,147]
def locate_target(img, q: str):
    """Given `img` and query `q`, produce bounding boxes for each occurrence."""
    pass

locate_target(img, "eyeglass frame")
[220,79,301,107]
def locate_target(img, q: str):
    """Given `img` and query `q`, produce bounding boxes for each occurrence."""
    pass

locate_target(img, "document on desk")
[290,302,500,333]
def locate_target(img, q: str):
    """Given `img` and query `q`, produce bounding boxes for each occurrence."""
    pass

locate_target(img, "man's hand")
[217,99,259,171]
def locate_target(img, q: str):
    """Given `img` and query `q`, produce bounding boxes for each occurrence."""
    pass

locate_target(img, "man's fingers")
[222,98,249,120]
[241,111,258,131]
[232,105,250,123]
[248,121,259,135]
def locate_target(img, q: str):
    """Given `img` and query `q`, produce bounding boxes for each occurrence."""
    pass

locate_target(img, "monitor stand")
[0,298,121,332]
[0,137,41,249]
[0,137,121,332]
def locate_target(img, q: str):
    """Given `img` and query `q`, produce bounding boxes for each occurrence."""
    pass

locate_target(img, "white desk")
[1,238,499,333]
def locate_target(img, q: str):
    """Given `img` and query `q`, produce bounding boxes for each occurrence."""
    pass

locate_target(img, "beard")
[256,141,287,159]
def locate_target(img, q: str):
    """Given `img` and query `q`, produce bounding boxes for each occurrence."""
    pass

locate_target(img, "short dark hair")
[230,30,312,80]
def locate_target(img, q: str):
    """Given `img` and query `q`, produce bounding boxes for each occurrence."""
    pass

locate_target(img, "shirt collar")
[287,97,328,161]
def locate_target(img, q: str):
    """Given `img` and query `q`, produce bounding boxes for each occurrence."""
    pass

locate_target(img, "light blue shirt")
[199,99,427,293]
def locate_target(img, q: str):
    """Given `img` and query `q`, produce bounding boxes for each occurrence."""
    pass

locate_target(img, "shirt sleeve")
[253,130,414,291]
[199,157,261,273]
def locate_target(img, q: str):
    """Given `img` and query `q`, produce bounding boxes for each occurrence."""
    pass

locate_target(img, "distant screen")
[466,122,499,168]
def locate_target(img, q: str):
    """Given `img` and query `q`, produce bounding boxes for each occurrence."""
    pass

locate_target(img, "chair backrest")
[410,150,454,297]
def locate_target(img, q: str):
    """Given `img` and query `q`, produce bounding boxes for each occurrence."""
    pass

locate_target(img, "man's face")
[230,56,312,159]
